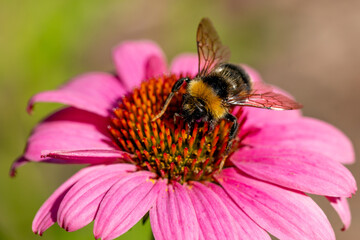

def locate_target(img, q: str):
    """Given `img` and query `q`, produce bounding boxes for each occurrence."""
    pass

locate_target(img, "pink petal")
[41,149,132,164]
[244,117,355,164]
[145,55,167,80]
[28,73,124,117]
[32,165,105,235]
[94,171,165,240]
[326,196,351,231]
[16,107,114,164]
[199,233,205,240]
[9,157,28,177]
[57,164,135,232]
[208,183,270,240]
[150,182,199,240]
[232,146,356,197]
[113,40,167,90]
[170,53,198,77]
[187,182,240,240]
[216,168,335,240]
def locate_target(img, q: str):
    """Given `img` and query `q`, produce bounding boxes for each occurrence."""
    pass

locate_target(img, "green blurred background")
[1,0,359,239]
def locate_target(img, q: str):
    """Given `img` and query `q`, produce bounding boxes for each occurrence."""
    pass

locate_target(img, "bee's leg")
[187,120,195,138]
[173,112,182,124]
[208,119,217,133]
[225,113,239,141]
[222,113,238,154]
[152,77,191,121]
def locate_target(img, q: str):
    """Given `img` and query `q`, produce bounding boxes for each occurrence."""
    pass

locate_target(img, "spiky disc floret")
[109,75,246,183]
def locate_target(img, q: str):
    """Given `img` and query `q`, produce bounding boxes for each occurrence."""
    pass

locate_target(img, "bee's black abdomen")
[213,63,252,96]
[202,75,229,99]
[221,63,251,89]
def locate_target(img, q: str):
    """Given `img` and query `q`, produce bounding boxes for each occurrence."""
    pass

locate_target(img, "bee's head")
[182,94,207,121]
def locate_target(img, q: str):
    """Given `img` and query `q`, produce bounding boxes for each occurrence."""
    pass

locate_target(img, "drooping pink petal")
[28,73,124,117]
[32,165,105,235]
[243,117,355,164]
[113,40,167,91]
[198,232,205,240]
[41,149,132,164]
[150,182,199,240]
[94,171,165,240]
[326,196,351,231]
[17,107,114,164]
[9,157,28,177]
[232,146,356,197]
[187,182,240,240]
[216,168,335,240]
[170,53,198,77]
[57,164,135,232]
[208,183,270,240]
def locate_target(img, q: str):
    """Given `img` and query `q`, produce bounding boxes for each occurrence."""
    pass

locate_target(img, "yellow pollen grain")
[147,178,156,184]
[188,80,226,119]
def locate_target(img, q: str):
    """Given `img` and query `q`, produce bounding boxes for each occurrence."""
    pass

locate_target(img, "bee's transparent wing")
[228,82,303,110]
[197,18,231,77]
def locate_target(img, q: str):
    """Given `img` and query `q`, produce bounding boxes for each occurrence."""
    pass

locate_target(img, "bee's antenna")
[151,92,175,122]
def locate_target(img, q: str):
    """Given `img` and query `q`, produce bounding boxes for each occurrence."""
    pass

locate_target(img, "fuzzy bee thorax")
[187,80,227,120]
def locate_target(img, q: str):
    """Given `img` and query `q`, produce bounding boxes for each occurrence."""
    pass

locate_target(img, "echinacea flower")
[12,40,356,240]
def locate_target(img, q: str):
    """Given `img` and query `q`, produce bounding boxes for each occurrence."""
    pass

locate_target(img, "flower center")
[109,74,245,183]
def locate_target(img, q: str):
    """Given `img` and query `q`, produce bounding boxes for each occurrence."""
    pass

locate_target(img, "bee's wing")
[197,18,231,77]
[228,82,303,110]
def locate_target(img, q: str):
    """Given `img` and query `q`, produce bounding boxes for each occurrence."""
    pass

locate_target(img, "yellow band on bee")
[188,80,226,119]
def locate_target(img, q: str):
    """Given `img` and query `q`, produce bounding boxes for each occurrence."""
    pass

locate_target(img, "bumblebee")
[152,18,302,141]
